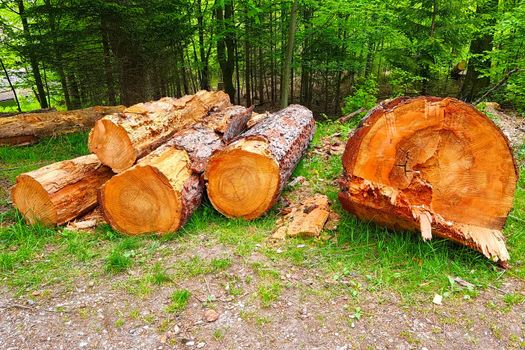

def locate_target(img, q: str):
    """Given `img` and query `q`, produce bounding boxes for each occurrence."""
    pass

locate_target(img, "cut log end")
[206,139,280,219]
[88,119,136,173]
[339,96,518,264]
[11,175,57,225]
[100,149,191,235]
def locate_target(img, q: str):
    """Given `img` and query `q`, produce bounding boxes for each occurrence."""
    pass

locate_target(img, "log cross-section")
[205,104,315,219]
[11,154,114,226]
[338,96,519,265]
[88,90,230,173]
[99,106,252,235]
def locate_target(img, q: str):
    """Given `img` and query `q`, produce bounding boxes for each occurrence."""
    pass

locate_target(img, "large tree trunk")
[99,106,252,235]
[460,0,497,102]
[216,1,236,101]
[88,90,230,173]
[206,104,315,219]
[280,0,299,108]
[338,96,518,266]
[12,154,113,226]
[0,105,125,146]
[17,0,48,109]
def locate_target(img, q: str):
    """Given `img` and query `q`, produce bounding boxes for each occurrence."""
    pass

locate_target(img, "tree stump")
[11,154,113,226]
[99,106,252,235]
[205,104,315,219]
[88,90,230,172]
[338,96,519,265]
[0,106,125,146]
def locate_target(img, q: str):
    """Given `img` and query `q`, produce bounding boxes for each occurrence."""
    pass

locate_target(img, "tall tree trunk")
[17,0,48,109]
[216,1,236,101]
[44,0,71,109]
[280,0,299,108]
[101,17,117,105]
[68,71,81,109]
[197,0,210,90]
[420,0,438,95]
[460,0,497,102]
[244,8,252,106]
[0,58,21,112]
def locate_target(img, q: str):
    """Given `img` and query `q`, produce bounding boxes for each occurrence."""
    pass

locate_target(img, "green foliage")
[342,79,378,115]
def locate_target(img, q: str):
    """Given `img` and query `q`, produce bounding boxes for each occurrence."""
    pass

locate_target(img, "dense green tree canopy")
[0,0,524,114]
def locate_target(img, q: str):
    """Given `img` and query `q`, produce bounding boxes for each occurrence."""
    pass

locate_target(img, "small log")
[205,104,315,219]
[88,90,230,173]
[99,106,252,235]
[338,96,519,265]
[0,106,124,146]
[11,154,113,226]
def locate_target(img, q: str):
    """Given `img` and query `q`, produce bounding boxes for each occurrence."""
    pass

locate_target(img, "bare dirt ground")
[0,237,524,350]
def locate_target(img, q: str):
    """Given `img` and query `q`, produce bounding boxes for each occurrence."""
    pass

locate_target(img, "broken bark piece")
[99,106,251,235]
[66,207,106,231]
[88,90,230,172]
[339,96,519,265]
[0,105,125,146]
[246,111,271,128]
[271,194,331,240]
[205,104,315,219]
[11,154,113,226]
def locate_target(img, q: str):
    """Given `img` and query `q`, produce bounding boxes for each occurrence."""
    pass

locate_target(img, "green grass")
[0,120,524,301]
[166,289,191,313]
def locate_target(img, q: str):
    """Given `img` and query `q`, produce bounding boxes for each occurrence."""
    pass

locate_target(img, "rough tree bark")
[88,90,230,173]
[12,154,113,226]
[99,106,252,235]
[0,105,125,146]
[338,96,518,266]
[205,104,315,219]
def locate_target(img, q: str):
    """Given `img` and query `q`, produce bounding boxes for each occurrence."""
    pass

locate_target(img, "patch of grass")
[115,318,125,328]
[257,282,282,307]
[0,132,89,182]
[503,293,525,306]
[105,250,133,273]
[151,263,172,285]
[166,289,191,313]
[210,258,232,272]
[213,328,227,340]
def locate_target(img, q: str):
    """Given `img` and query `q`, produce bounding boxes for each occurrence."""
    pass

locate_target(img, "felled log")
[88,90,230,173]
[205,104,315,219]
[99,106,252,235]
[11,154,113,226]
[338,96,518,265]
[0,106,124,146]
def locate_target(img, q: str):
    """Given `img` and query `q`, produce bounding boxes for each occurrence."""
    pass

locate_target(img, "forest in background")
[0,0,524,116]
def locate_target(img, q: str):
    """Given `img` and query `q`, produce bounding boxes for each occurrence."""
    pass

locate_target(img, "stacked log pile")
[11,92,314,236]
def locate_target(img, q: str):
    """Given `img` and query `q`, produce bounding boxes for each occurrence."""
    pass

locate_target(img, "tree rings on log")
[99,106,252,235]
[88,90,230,173]
[11,154,113,226]
[206,104,315,219]
[338,96,518,265]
